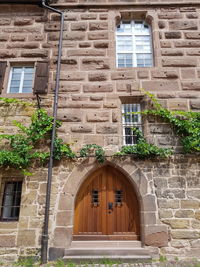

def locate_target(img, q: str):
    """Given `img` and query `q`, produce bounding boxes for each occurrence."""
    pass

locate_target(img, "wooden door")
[73,166,140,240]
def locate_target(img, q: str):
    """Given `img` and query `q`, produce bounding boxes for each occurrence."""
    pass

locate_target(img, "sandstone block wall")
[0,1,200,262]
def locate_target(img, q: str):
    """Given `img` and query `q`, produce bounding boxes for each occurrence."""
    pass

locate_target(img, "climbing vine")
[0,91,199,174]
[140,90,200,153]
[80,144,105,163]
[115,127,172,158]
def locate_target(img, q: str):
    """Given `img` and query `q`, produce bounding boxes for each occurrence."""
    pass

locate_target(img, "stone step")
[63,255,151,262]
[70,241,142,248]
[65,248,150,256]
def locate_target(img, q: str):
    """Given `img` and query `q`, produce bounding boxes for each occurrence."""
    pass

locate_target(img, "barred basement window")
[116,21,153,68]
[0,181,22,221]
[7,66,35,93]
[122,103,142,145]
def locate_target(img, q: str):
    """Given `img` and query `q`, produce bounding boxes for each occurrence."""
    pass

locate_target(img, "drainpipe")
[41,0,64,264]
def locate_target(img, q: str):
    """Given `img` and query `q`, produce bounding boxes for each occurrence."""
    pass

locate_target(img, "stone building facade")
[0,0,200,262]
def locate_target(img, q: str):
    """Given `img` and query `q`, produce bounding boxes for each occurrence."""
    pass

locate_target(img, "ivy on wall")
[0,92,199,174]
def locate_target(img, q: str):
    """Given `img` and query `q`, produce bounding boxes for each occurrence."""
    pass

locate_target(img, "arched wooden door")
[73,166,140,240]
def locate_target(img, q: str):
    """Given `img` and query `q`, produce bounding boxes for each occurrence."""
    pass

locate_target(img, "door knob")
[108,202,113,211]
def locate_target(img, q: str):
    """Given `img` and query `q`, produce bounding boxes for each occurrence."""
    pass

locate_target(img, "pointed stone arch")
[51,157,168,255]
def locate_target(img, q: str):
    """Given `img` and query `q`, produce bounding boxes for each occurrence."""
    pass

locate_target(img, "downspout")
[41,0,64,264]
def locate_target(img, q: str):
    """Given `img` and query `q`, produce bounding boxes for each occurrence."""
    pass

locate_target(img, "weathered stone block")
[17,230,36,246]
[53,227,72,247]
[159,210,173,218]
[71,22,87,31]
[181,69,196,79]
[93,41,109,48]
[0,18,11,25]
[111,71,135,80]
[175,40,200,47]
[171,230,199,239]
[142,80,180,91]
[162,58,197,67]
[182,82,200,90]
[175,210,194,218]
[62,102,101,109]
[158,13,182,19]
[143,195,157,212]
[96,125,118,134]
[181,200,199,209]
[163,219,189,229]
[21,50,48,58]
[154,178,167,188]
[137,70,149,79]
[11,35,26,42]
[169,21,197,30]
[165,32,181,39]
[151,70,178,79]
[88,31,108,40]
[190,100,200,109]
[81,14,97,20]
[87,111,109,122]
[145,225,168,247]
[0,51,16,58]
[83,84,113,93]
[60,72,85,81]
[158,199,180,209]
[71,125,92,133]
[14,18,33,26]
[158,21,166,30]
[161,49,184,56]
[0,236,15,247]
[150,124,172,134]
[67,49,105,57]
[82,58,110,70]
[185,32,200,39]
[168,176,186,188]
[58,194,73,210]
[88,72,107,81]
[57,111,82,122]
[83,135,104,146]
[89,22,108,30]
[56,211,73,226]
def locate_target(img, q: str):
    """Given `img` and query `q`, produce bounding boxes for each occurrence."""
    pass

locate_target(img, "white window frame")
[116,20,153,68]
[122,103,142,145]
[7,66,34,94]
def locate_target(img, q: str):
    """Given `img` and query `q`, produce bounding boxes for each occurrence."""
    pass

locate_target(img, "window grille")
[91,190,99,207]
[122,103,142,145]
[116,21,153,68]
[1,181,22,221]
[7,66,34,93]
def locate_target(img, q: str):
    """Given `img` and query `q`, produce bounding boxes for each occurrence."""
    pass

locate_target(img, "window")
[116,21,153,68]
[0,181,22,221]
[122,103,142,145]
[7,66,35,94]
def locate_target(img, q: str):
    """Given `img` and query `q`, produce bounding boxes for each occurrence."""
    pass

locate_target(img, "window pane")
[13,67,23,73]
[122,104,142,145]
[117,36,132,51]
[136,54,152,67]
[117,21,132,33]
[8,67,34,94]
[24,67,34,73]
[135,36,151,51]
[117,53,133,68]
[116,20,153,68]
[1,182,22,220]
[134,21,150,34]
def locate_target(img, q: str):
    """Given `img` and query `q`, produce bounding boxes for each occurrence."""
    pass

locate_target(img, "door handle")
[108,202,113,211]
